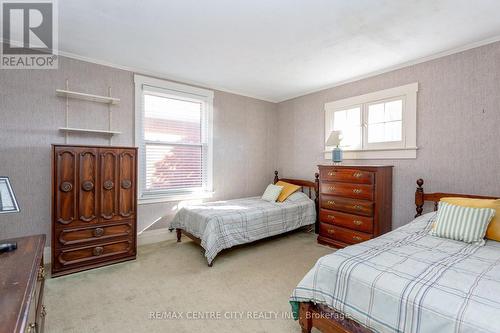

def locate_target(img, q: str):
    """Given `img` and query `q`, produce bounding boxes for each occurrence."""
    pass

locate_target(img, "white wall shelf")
[56,89,120,105]
[57,79,120,144]
[59,127,121,135]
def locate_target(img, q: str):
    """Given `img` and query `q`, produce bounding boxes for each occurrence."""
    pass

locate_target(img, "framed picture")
[0,177,20,214]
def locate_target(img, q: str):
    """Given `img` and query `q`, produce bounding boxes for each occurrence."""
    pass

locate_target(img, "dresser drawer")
[319,223,372,244]
[320,195,374,216]
[319,209,373,233]
[56,222,133,247]
[55,238,134,268]
[320,182,374,201]
[320,168,374,184]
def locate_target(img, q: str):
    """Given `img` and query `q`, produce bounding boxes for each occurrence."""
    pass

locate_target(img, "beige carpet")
[45,230,332,333]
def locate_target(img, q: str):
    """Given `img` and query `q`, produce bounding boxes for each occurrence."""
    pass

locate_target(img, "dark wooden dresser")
[0,235,46,333]
[317,165,393,248]
[52,144,137,277]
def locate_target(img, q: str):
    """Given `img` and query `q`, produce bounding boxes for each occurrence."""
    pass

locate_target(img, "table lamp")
[0,177,20,253]
[326,130,343,164]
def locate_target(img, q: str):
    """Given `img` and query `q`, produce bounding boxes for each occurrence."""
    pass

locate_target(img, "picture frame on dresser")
[317,165,393,248]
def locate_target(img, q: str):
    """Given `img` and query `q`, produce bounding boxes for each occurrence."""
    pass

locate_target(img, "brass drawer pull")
[328,186,336,192]
[327,229,335,234]
[60,181,73,193]
[93,246,104,256]
[353,189,362,194]
[41,305,47,318]
[327,171,336,176]
[353,205,363,211]
[327,215,335,220]
[82,180,94,191]
[353,220,363,226]
[327,200,336,205]
[353,172,363,178]
[353,235,362,241]
[103,180,114,190]
[27,323,37,333]
[37,265,46,281]
[121,179,132,189]
[93,227,104,237]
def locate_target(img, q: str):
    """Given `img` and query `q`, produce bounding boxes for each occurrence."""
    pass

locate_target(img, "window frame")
[325,82,418,160]
[363,95,406,150]
[134,74,214,204]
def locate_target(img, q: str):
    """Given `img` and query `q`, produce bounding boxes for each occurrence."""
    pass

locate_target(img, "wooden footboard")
[298,302,372,333]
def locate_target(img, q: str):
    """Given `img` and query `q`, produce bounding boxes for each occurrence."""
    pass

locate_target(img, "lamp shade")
[0,177,20,214]
[325,130,343,147]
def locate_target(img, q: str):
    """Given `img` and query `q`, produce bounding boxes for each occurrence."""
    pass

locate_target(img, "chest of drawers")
[317,165,393,248]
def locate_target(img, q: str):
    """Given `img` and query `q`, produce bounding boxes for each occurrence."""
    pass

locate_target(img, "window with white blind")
[325,83,418,159]
[135,75,213,202]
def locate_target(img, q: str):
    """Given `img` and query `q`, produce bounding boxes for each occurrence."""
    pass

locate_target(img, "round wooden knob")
[82,181,94,191]
[121,179,132,189]
[93,246,104,256]
[103,180,114,190]
[93,228,104,237]
[60,182,73,192]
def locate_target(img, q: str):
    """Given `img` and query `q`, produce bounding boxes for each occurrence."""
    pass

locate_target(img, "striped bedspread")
[290,212,500,333]
[170,191,315,264]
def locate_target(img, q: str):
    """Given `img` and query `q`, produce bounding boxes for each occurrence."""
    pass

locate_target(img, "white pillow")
[261,184,283,202]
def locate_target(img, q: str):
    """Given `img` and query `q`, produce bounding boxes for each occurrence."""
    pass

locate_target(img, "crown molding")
[277,35,500,103]
[57,50,278,103]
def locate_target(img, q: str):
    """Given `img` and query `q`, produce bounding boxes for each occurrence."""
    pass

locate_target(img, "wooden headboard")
[415,178,499,217]
[274,170,320,231]
[274,170,319,200]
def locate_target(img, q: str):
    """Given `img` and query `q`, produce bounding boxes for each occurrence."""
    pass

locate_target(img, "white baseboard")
[43,228,175,265]
[137,227,175,246]
[44,246,51,264]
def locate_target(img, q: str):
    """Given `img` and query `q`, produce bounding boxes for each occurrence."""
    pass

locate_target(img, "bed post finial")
[415,178,424,218]
[274,170,279,184]
[314,172,320,234]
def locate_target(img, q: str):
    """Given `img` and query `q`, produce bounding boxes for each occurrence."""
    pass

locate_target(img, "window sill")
[324,147,418,160]
[138,191,214,205]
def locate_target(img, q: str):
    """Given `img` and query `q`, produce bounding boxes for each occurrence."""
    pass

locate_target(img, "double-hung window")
[325,83,418,159]
[135,75,213,202]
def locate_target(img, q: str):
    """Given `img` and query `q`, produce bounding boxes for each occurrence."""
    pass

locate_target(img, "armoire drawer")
[55,238,134,268]
[56,222,134,247]
[320,182,374,201]
[320,168,374,184]
[319,209,373,233]
[320,195,374,216]
[319,223,372,245]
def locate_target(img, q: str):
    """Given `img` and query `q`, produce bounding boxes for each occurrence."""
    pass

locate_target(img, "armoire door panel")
[55,148,77,225]
[118,149,136,218]
[99,149,119,222]
[77,148,98,223]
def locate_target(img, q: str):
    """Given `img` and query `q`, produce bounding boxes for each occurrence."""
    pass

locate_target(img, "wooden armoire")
[51,144,138,277]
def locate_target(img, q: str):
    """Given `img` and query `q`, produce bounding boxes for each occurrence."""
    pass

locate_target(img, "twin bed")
[291,179,500,333]
[171,171,319,266]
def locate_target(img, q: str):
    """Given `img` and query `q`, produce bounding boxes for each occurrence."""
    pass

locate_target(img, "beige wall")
[277,41,500,228]
[0,56,278,240]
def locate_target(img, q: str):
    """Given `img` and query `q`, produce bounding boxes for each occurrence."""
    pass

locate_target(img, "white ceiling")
[59,0,500,102]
